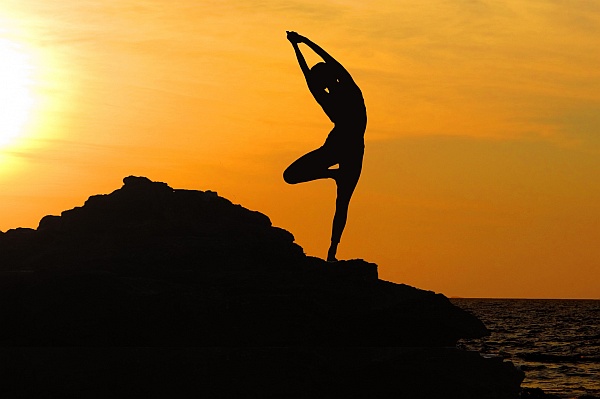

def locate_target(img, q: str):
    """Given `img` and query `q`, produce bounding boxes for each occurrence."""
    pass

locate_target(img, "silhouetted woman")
[283,31,366,262]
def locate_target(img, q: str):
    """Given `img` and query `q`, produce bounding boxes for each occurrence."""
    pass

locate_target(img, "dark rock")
[0,176,523,398]
[0,347,524,399]
[3,227,36,237]
[37,214,61,232]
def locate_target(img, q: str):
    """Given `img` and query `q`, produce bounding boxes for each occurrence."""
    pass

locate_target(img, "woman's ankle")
[327,242,339,262]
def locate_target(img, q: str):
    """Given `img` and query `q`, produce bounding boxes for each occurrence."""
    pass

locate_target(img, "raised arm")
[288,32,353,83]
[287,31,310,80]
[287,31,362,122]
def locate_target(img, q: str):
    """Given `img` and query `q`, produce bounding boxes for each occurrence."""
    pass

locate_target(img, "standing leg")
[327,152,363,261]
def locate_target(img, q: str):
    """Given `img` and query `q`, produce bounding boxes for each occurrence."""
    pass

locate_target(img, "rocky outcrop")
[0,176,524,398]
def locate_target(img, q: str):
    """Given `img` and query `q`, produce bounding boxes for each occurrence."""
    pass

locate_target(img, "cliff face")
[0,176,524,398]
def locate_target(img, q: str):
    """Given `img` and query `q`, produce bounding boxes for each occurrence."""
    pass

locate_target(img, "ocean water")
[451,299,600,398]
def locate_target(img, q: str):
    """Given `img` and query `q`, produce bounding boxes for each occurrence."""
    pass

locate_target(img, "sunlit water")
[452,299,600,398]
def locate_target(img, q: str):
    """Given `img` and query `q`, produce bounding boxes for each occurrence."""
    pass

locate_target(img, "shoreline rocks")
[0,176,525,398]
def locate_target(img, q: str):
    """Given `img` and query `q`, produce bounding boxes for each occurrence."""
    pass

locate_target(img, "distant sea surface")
[451,299,600,399]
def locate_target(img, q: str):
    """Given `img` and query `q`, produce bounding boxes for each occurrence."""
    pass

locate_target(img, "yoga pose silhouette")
[283,31,366,262]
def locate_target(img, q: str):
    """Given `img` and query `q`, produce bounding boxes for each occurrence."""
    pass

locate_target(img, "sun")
[0,38,35,148]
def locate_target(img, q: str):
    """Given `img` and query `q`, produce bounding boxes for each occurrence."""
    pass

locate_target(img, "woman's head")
[310,62,339,91]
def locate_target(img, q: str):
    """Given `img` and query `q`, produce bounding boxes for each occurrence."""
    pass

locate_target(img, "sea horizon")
[452,298,600,398]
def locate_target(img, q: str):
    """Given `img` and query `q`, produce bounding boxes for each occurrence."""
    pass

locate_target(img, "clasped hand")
[286,31,305,44]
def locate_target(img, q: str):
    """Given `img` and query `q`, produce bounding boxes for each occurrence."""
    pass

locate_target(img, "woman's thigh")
[336,150,364,199]
[283,146,338,184]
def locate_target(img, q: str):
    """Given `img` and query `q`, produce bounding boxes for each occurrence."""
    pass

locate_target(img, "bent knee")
[283,168,299,184]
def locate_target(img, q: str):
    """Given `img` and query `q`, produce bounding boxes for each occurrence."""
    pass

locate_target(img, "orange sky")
[1,0,599,298]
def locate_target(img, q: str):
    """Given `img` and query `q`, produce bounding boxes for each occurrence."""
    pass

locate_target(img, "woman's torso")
[324,83,367,148]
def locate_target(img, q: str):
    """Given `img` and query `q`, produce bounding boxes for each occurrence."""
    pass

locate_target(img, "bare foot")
[327,242,338,262]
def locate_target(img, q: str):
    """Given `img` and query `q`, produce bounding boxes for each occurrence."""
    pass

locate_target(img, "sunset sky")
[1,0,599,299]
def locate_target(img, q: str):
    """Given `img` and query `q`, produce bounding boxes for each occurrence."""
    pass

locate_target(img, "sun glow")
[0,37,35,148]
